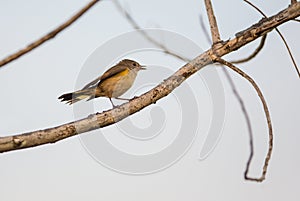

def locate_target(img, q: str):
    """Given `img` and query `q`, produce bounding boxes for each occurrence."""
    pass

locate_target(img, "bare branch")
[204,0,221,44]
[275,28,300,77]
[215,58,273,182]
[0,0,100,68]
[0,2,299,153]
[243,0,300,77]
[113,0,191,62]
[231,34,267,64]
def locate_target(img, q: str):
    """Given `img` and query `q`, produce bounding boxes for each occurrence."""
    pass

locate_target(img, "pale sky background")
[0,0,299,200]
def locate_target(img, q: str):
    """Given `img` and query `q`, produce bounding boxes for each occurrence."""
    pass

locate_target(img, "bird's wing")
[82,76,102,90]
[99,65,128,82]
[82,64,127,90]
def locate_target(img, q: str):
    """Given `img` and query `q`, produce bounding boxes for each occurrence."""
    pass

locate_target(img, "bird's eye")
[133,63,137,66]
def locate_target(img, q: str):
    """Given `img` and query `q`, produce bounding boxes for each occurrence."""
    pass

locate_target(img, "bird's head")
[120,59,146,71]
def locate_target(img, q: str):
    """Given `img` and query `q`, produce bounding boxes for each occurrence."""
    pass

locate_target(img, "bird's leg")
[109,98,116,108]
[114,97,131,101]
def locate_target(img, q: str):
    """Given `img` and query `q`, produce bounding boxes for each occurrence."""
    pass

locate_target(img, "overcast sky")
[0,0,299,200]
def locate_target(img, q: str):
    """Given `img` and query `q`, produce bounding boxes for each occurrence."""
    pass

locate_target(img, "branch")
[0,2,299,153]
[204,0,221,44]
[0,0,100,68]
[215,58,273,182]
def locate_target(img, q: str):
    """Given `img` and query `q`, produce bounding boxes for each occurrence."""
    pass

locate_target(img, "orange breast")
[97,68,136,98]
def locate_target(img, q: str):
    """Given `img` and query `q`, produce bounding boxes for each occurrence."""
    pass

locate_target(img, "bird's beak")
[140,65,146,70]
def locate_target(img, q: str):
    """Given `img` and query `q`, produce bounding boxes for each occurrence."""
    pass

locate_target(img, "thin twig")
[215,57,273,182]
[243,0,300,77]
[231,34,267,64]
[113,0,191,62]
[244,0,266,17]
[275,28,300,77]
[0,0,100,68]
[293,19,300,22]
[204,0,221,44]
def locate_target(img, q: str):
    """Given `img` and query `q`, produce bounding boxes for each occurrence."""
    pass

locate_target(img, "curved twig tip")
[216,58,273,183]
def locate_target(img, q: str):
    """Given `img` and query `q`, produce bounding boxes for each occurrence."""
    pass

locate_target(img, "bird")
[58,59,146,107]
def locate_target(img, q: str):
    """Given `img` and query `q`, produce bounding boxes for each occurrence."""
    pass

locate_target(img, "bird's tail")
[58,87,97,105]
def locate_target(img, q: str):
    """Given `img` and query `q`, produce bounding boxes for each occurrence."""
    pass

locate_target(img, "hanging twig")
[0,0,101,68]
[215,57,273,182]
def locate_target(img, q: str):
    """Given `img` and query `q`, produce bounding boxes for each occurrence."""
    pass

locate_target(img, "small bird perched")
[58,59,146,107]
